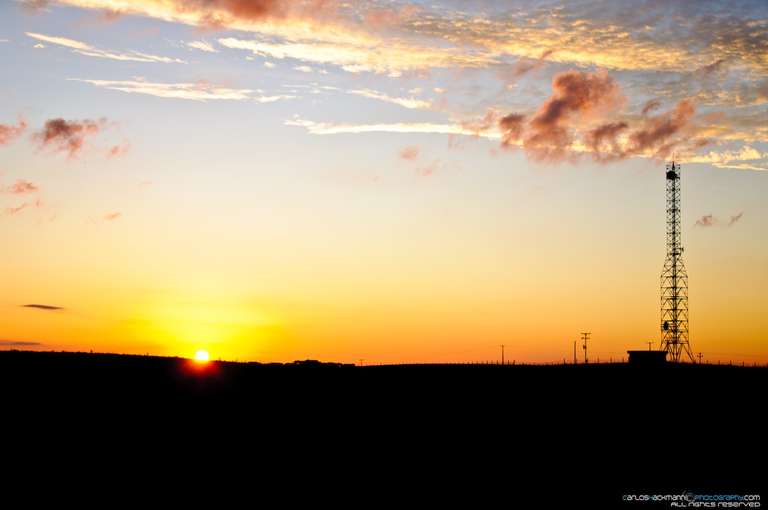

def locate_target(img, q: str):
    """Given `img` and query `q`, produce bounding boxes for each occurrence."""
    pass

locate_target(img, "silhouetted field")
[2,350,763,503]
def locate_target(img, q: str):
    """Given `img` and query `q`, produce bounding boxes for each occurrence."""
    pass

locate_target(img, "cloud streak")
[286,117,500,139]
[0,340,44,347]
[729,212,744,226]
[187,40,218,53]
[71,78,295,103]
[347,89,431,110]
[26,32,185,63]
[21,304,64,311]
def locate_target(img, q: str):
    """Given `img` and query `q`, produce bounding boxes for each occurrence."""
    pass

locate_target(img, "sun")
[194,349,210,362]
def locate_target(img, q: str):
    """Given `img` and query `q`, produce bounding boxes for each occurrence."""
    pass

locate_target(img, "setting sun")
[194,350,210,362]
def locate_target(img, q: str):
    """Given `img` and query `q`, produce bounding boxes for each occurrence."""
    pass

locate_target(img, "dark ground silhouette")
[2,350,763,505]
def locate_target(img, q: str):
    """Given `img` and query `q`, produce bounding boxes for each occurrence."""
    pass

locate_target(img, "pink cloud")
[4,180,40,194]
[524,70,623,162]
[33,118,108,158]
[108,141,131,158]
[0,118,28,146]
[399,145,420,161]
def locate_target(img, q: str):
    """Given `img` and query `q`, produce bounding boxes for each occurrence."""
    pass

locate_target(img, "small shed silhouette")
[627,350,667,366]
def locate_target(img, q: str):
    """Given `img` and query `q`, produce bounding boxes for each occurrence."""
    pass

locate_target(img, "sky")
[0,0,766,364]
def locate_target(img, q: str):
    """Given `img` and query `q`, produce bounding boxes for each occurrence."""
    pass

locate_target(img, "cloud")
[53,1,459,76]
[416,159,439,177]
[0,118,28,146]
[19,0,50,13]
[0,340,44,346]
[187,40,218,53]
[498,113,525,148]
[291,66,764,171]
[217,36,496,75]
[498,49,554,83]
[688,145,766,167]
[71,78,294,103]
[347,89,431,110]
[461,110,499,137]
[108,142,131,158]
[628,99,695,158]
[286,117,500,139]
[3,180,40,194]
[524,70,623,162]
[104,211,122,221]
[641,99,662,116]
[26,32,186,63]
[263,61,276,68]
[586,122,629,162]
[399,146,419,161]
[728,212,744,226]
[695,212,745,228]
[33,118,107,158]
[695,214,717,227]
[22,303,63,311]
[43,0,768,84]
[6,203,30,215]
[696,58,728,77]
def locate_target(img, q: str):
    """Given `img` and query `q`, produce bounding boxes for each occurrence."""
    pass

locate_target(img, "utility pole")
[647,340,653,351]
[581,332,591,364]
[573,340,577,365]
[697,352,703,364]
[500,344,505,365]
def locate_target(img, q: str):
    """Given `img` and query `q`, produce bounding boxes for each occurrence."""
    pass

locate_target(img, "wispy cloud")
[186,40,218,53]
[286,117,500,139]
[71,78,295,103]
[0,340,44,347]
[217,36,495,75]
[21,303,64,311]
[26,32,185,63]
[44,0,768,79]
[347,89,431,110]
[104,211,122,221]
[6,203,30,215]
[688,146,767,170]
[695,212,745,227]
